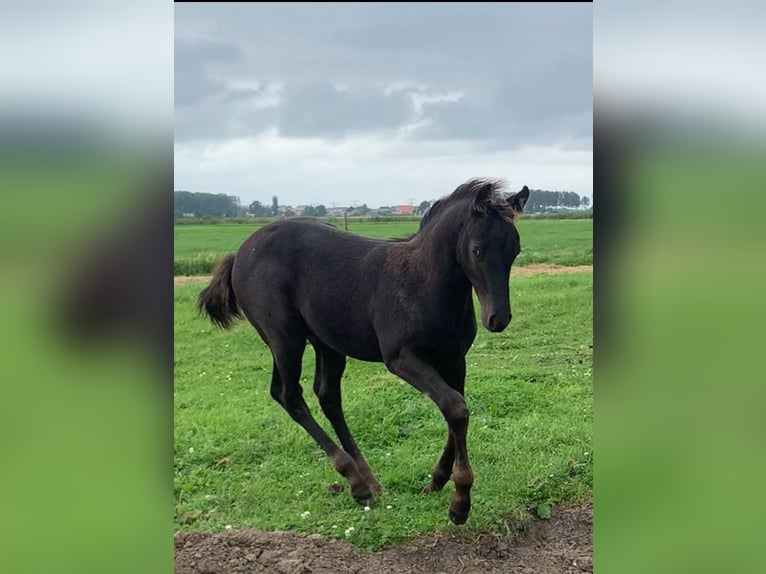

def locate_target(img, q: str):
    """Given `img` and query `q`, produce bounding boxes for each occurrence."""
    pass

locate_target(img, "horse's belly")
[342,341,384,363]
[314,328,383,362]
[303,310,383,363]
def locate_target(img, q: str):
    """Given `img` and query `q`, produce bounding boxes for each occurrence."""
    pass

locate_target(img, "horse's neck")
[411,216,472,300]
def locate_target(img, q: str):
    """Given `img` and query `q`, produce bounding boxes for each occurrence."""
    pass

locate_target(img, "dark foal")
[198,178,529,524]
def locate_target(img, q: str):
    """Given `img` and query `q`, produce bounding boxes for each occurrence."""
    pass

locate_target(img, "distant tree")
[301,205,326,217]
[416,200,431,216]
[581,196,590,208]
[522,189,584,213]
[248,200,270,217]
[174,191,240,217]
[271,195,279,216]
[284,209,295,218]
[355,203,370,216]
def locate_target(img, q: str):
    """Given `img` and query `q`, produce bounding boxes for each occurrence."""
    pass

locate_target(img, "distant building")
[394,205,415,215]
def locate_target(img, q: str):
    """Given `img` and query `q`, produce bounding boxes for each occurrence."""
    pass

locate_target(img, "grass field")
[173,218,592,275]
[174,271,592,549]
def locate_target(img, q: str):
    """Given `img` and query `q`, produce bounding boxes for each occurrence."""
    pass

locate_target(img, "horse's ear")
[508,185,529,214]
[472,181,495,213]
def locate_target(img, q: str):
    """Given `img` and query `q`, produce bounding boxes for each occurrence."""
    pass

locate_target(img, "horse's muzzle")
[485,313,511,332]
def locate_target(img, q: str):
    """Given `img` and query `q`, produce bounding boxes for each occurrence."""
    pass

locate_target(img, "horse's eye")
[472,247,481,257]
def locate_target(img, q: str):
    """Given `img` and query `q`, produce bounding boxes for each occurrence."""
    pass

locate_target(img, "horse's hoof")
[352,493,372,508]
[422,481,443,494]
[448,508,469,525]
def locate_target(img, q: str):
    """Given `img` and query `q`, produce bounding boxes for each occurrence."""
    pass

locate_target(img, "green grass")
[174,271,592,549]
[515,219,593,267]
[173,219,592,275]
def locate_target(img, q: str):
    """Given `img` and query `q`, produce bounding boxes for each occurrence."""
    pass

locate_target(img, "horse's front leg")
[386,349,473,525]
[423,357,466,493]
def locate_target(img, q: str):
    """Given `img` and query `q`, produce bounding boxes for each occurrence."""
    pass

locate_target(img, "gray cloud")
[174,39,278,141]
[174,96,277,142]
[277,81,414,138]
[414,76,592,149]
[174,39,244,107]
[175,3,592,147]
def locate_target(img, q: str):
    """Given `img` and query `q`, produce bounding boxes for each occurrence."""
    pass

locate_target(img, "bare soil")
[174,275,213,287]
[174,264,593,287]
[510,264,593,278]
[174,502,591,574]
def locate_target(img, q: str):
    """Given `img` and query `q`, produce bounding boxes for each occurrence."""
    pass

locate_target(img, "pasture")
[173,218,593,275]
[174,270,592,549]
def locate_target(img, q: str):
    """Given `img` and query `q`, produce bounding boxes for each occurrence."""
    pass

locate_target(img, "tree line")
[174,191,330,218]
[412,191,589,216]
[523,189,589,212]
[174,188,590,219]
[174,191,243,218]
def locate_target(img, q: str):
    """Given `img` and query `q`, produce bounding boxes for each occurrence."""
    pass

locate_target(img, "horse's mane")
[418,178,516,231]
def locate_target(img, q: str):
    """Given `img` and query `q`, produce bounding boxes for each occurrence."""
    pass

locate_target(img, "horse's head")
[456,180,529,332]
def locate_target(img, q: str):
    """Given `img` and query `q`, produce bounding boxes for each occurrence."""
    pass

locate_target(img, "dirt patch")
[174,502,592,574]
[511,264,593,278]
[174,264,592,288]
[175,275,213,287]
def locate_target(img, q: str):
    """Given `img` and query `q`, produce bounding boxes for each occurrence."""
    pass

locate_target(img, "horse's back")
[234,218,385,277]
[230,218,390,361]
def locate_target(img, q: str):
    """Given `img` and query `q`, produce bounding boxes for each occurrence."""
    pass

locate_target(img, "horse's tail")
[197,254,242,330]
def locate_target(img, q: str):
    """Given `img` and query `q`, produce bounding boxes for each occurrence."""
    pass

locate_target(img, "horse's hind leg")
[268,339,372,506]
[311,342,382,494]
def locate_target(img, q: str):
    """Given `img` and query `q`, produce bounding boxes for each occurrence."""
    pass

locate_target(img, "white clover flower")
[301,511,310,519]
[344,527,355,537]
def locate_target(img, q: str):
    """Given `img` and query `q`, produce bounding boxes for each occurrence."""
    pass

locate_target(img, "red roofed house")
[394,205,415,215]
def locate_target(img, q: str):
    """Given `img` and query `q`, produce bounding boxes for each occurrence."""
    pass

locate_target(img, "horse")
[198,178,529,525]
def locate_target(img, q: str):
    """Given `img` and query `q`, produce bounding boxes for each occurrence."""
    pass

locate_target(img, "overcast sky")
[174,3,592,208]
